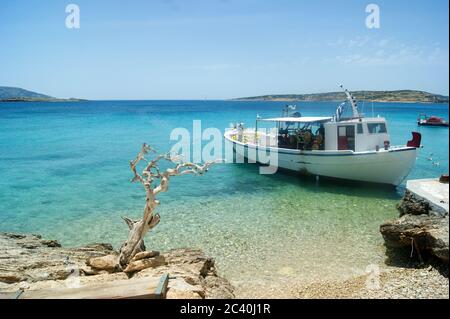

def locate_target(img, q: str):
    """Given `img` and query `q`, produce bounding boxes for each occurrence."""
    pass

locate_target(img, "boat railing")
[389,144,410,150]
[226,128,278,147]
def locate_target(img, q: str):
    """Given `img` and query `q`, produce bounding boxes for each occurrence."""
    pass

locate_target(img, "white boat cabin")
[324,117,390,152]
[257,116,391,152]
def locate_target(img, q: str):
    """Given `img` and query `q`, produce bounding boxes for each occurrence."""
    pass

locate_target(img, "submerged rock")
[0,232,234,299]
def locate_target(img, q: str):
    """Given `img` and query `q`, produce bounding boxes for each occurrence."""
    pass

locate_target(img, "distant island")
[234,90,449,104]
[0,86,84,102]
[2,86,448,103]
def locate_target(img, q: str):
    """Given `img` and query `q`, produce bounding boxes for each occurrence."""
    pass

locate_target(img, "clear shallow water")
[0,100,448,292]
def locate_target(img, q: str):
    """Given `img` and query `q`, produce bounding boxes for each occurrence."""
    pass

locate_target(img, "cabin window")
[357,123,364,134]
[367,123,387,134]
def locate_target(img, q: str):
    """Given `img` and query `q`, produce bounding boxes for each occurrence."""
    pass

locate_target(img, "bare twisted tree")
[118,143,217,269]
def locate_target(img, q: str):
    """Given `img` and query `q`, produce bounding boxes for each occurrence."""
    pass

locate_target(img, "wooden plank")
[154,273,169,299]
[0,289,24,299]
[12,289,25,299]
[19,276,162,299]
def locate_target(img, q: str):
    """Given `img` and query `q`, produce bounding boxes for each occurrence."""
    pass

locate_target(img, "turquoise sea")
[0,100,448,295]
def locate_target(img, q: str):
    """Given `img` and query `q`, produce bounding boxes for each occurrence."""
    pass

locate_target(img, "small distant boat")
[417,114,449,127]
[224,85,421,186]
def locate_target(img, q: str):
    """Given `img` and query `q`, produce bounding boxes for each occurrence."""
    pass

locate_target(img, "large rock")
[131,250,159,261]
[381,180,449,265]
[123,255,166,274]
[397,190,433,216]
[203,275,235,299]
[163,248,216,277]
[162,248,234,299]
[165,277,204,299]
[87,254,120,272]
[380,214,449,262]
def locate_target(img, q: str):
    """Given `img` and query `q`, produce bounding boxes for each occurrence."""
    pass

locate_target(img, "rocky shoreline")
[380,182,449,264]
[370,178,449,299]
[0,232,234,299]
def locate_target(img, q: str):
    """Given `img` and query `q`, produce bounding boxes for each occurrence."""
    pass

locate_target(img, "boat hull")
[225,133,418,186]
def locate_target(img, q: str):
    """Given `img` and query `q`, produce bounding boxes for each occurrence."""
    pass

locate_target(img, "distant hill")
[0,86,83,102]
[234,90,449,104]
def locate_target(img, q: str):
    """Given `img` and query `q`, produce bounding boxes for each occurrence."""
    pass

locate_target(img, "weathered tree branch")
[118,143,217,269]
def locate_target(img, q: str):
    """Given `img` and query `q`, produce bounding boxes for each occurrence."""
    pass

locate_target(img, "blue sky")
[0,0,448,99]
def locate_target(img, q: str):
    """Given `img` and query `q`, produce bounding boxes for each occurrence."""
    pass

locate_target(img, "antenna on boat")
[335,102,346,122]
[339,84,360,118]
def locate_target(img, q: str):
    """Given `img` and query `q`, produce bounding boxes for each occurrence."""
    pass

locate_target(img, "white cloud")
[187,58,312,72]
[375,49,385,57]
[378,39,390,48]
[187,63,242,71]
[427,47,442,62]
[347,35,370,48]
[328,36,370,48]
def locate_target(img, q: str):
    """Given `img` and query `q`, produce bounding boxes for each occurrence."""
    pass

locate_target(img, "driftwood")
[118,143,216,269]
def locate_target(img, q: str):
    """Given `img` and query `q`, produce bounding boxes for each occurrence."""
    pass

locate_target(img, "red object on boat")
[407,132,422,148]
[439,174,449,184]
[417,114,449,127]
[338,136,348,150]
[428,116,444,123]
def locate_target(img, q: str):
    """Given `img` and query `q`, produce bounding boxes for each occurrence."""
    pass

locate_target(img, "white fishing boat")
[224,86,421,186]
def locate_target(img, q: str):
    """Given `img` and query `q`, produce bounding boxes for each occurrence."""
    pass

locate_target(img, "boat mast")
[339,84,360,118]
